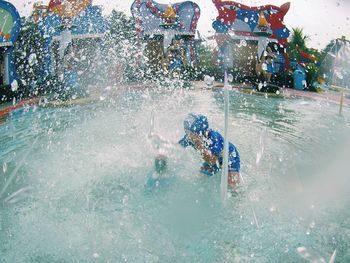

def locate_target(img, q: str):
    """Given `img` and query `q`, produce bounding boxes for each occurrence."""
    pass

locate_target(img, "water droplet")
[92,253,99,258]
[3,162,7,173]
[11,80,18,92]
[28,53,37,66]
[240,39,247,47]
[204,75,214,86]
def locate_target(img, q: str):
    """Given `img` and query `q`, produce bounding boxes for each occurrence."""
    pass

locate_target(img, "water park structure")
[131,0,200,72]
[32,0,108,89]
[0,1,350,261]
[212,0,290,80]
[0,0,21,87]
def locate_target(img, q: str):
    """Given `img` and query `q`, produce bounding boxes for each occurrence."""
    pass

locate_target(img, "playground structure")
[33,0,108,92]
[131,0,200,72]
[320,36,350,90]
[212,0,290,81]
[0,0,21,87]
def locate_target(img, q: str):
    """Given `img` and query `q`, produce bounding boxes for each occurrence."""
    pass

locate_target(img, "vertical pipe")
[221,71,229,202]
[4,51,10,85]
[339,92,344,116]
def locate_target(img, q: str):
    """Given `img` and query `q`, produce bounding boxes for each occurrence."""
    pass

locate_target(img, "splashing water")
[0,86,349,262]
[256,128,267,167]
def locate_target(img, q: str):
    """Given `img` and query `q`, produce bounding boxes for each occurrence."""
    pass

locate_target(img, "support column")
[4,51,9,85]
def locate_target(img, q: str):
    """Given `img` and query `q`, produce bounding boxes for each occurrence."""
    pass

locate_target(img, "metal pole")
[221,71,229,202]
[339,92,344,116]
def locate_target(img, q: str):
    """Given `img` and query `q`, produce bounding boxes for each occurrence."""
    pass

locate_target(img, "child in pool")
[178,113,241,188]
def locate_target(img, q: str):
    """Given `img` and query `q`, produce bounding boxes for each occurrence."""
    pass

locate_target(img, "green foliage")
[288,27,311,61]
[304,63,318,84]
[103,10,138,61]
[196,42,215,69]
[194,42,222,80]
[13,17,46,98]
[287,27,322,86]
[103,10,144,84]
[0,84,13,102]
[106,10,136,42]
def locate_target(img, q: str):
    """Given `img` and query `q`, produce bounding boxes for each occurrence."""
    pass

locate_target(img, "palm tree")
[290,28,310,49]
[287,28,324,89]
[288,27,311,61]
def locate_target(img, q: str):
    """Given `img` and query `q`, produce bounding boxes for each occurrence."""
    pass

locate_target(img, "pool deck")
[0,97,41,118]
[195,81,349,107]
[0,82,348,118]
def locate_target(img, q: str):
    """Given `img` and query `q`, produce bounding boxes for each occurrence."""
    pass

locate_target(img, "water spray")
[239,172,260,229]
[149,109,155,136]
[0,137,38,200]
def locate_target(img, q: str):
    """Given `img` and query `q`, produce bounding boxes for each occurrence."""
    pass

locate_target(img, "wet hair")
[183,113,209,135]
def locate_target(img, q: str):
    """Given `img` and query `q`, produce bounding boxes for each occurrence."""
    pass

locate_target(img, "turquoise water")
[0,87,350,262]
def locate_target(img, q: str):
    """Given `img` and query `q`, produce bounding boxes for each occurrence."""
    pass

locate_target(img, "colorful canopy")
[48,0,91,18]
[212,0,290,45]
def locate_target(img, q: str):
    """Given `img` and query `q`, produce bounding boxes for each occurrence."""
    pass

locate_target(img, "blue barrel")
[64,70,78,90]
[293,69,306,90]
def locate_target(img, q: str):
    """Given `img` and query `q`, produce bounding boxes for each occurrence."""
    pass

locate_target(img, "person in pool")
[179,113,241,188]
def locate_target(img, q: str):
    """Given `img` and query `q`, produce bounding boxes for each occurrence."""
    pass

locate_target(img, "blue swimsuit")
[179,129,240,176]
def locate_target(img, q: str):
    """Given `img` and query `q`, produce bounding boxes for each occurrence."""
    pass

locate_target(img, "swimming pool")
[1,86,349,262]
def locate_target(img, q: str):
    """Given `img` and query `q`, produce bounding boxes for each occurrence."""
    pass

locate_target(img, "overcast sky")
[8,0,350,49]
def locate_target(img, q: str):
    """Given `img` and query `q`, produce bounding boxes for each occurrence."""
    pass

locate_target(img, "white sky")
[7,0,350,49]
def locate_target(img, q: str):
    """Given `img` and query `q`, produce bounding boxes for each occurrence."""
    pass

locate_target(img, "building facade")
[33,0,108,87]
[212,0,290,78]
[131,0,200,71]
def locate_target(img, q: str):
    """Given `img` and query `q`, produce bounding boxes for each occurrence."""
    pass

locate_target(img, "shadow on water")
[0,87,349,262]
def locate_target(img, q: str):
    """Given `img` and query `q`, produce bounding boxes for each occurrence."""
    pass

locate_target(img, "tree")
[13,17,46,98]
[288,27,311,61]
[103,10,145,83]
[106,10,136,44]
[287,27,322,89]
[190,41,221,80]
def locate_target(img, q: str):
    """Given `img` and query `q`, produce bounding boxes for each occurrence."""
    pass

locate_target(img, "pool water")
[0,86,350,262]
